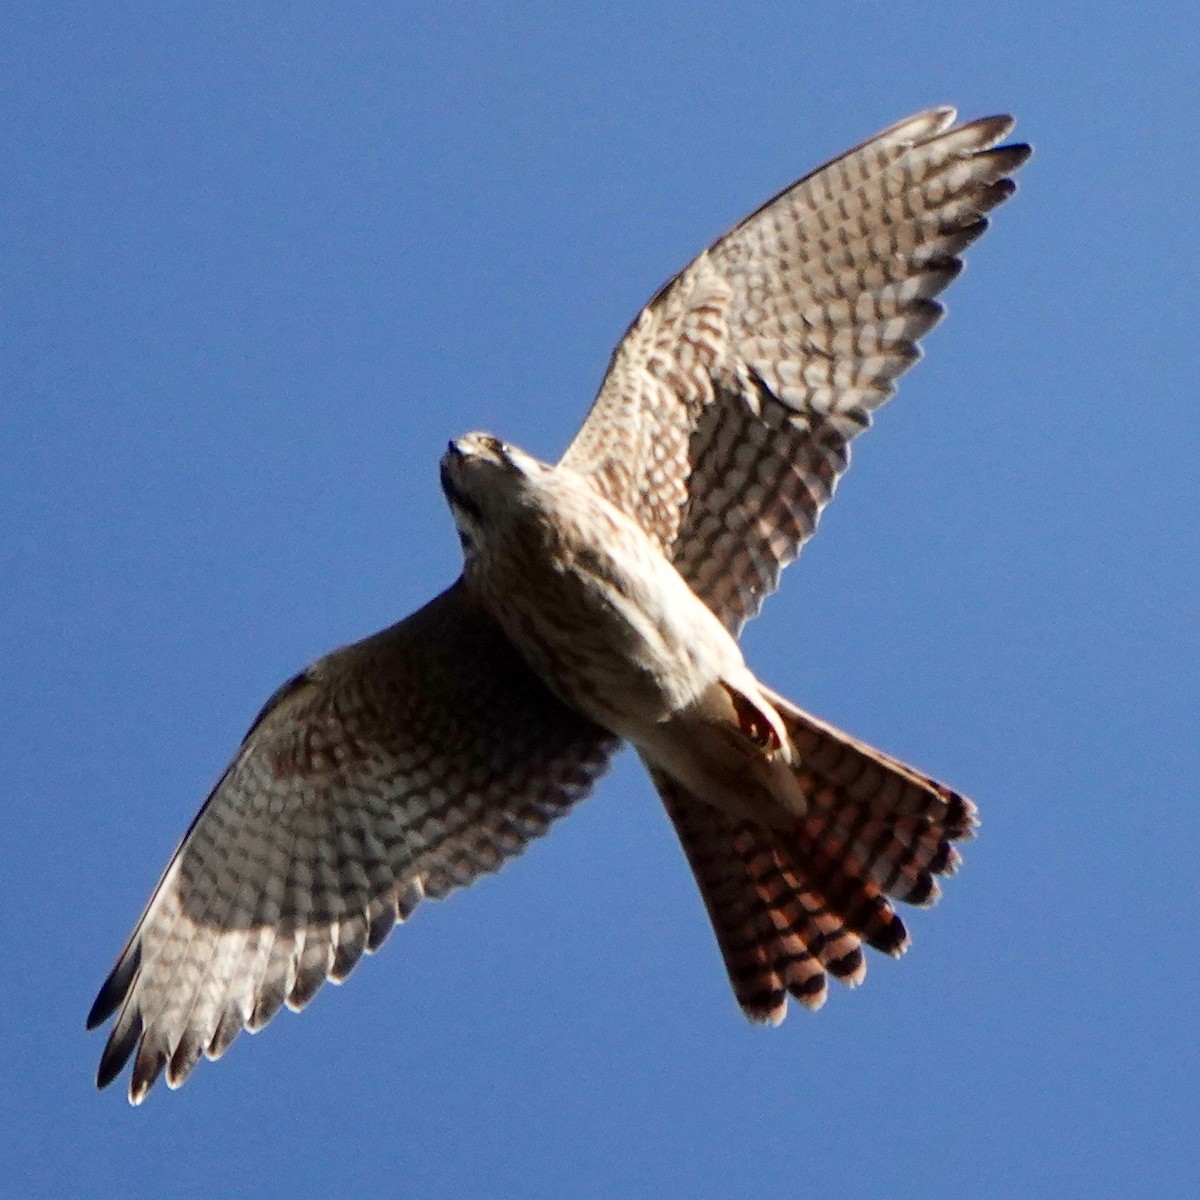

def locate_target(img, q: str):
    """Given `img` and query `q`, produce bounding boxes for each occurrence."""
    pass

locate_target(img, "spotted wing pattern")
[87,583,617,1103]
[561,108,1030,631]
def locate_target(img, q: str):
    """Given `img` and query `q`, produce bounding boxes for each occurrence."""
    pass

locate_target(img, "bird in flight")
[89,107,1030,1103]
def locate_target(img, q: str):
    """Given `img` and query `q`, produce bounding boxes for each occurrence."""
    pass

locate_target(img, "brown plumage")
[659,695,975,1022]
[89,108,1028,1102]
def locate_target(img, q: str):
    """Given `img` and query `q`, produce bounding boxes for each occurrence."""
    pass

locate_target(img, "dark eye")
[482,435,506,456]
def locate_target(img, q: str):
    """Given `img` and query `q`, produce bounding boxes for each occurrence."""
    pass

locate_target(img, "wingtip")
[95,1007,142,1092]
[87,942,141,1031]
[930,111,1031,167]
[884,106,958,146]
[128,1039,168,1105]
[975,112,1017,141]
[1006,140,1034,169]
[85,998,108,1033]
[919,104,959,127]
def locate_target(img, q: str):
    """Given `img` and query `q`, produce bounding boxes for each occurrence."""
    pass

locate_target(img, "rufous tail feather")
[655,695,976,1021]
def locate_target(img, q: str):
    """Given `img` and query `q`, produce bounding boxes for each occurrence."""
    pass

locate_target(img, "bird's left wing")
[560,108,1030,633]
[87,581,617,1103]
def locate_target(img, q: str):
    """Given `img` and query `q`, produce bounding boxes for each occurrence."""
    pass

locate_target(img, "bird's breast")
[467,482,744,740]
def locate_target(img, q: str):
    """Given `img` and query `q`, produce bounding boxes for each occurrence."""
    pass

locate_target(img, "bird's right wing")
[87,581,618,1103]
[561,108,1030,633]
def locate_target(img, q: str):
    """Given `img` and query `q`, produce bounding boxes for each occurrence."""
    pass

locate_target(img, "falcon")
[89,107,1030,1103]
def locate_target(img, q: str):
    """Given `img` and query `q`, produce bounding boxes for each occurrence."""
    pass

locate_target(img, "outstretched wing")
[87,582,618,1103]
[561,108,1030,632]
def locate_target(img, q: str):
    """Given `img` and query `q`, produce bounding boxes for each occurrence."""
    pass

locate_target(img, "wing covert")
[87,582,618,1103]
[561,108,1030,631]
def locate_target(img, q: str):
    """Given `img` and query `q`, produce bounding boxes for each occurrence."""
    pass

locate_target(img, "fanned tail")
[655,695,976,1021]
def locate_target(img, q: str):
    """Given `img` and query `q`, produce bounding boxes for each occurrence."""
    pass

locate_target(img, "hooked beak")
[439,441,483,525]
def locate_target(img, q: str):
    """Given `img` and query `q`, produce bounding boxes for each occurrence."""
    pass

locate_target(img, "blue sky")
[4,4,1197,1197]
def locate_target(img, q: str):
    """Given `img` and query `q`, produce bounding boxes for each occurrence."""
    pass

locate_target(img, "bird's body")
[89,107,1030,1102]
[448,438,741,729]
[444,433,801,825]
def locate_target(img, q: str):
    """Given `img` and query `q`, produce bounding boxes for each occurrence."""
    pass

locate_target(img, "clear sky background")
[4,4,1197,1197]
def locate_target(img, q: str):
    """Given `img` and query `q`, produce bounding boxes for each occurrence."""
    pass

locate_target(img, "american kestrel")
[89,107,1030,1103]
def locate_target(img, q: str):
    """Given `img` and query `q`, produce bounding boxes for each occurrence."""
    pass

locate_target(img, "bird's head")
[439,432,549,557]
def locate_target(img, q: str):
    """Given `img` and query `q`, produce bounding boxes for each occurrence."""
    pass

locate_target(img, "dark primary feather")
[90,108,1024,1100]
[88,583,617,1102]
[561,107,1030,632]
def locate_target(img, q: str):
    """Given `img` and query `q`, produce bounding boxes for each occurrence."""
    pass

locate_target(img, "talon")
[725,685,781,753]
